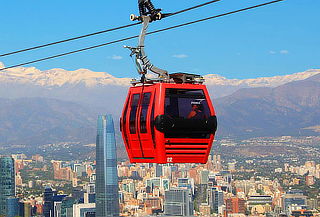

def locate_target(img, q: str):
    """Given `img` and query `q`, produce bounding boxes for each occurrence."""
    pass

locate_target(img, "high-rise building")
[155,164,163,177]
[73,203,96,217]
[282,190,307,214]
[61,197,77,217]
[0,156,15,216]
[161,179,170,192]
[149,177,161,190]
[96,115,119,217]
[18,201,32,217]
[226,197,246,215]
[247,195,273,214]
[164,188,194,216]
[306,175,315,186]
[143,197,162,215]
[6,197,19,217]
[195,184,208,210]
[208,187,224,214]
[228,162,236,172]
[43,187,55,217]
[213,154,222,171]
[178,178,194,195]
[43,187,67,217]
[54,201,62,217]
[200,170,209,185]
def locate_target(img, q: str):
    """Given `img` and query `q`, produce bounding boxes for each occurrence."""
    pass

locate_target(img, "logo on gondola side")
[167,157,173,162]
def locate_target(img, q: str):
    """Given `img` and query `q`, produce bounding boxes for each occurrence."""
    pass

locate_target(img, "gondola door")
[136,87,156,160]
[126,91,144,159]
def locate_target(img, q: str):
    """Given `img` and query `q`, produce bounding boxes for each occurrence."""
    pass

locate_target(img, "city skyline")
[4,149,320,216]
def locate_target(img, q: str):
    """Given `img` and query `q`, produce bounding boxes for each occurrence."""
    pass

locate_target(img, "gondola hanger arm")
[125,0,169,80]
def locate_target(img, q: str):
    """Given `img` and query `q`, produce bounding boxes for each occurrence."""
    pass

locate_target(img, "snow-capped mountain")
[0,63,131,87]
[0,62,319,88]
[0,62,319,146]
[1,73,319,146]
[203,69,320,87]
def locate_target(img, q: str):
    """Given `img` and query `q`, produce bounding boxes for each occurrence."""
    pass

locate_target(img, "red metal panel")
[155,83,166,163]
[120,90,132,160]
[126,89,143,159]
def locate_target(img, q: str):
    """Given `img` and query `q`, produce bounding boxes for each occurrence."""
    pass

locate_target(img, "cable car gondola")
[120,1,217,164]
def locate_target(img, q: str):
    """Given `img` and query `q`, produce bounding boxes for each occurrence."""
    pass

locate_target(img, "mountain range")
[215,73,320,137]
[1,62,318,88]
[0,62,319,146]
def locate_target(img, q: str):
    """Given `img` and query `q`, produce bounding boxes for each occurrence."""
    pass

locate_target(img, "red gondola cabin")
[120,74,217,164]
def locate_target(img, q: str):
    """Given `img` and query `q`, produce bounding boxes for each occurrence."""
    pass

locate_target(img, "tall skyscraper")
[200,170,209,185]
[61,197,77,217]
[155,164,163,177]
[96,115,119,217]
[43,187,55,217]
[43,187,67,217]
[0,156,15,216]
[208,187,224,214]
[6,197,19,217]
[164,188,194,216]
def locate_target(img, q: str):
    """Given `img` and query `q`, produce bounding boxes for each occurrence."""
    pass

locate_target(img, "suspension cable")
[0,0,285,71]
[0,23,140,58]
[0,0,222,58]
[165,0,221,17]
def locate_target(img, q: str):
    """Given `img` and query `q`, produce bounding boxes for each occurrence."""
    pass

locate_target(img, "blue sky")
[0,0,319,79]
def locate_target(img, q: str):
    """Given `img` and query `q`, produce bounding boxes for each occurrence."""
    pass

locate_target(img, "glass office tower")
[43,187,55,217]
[96,115,119,217]
[164,188,194,216]
[6,197,19,217]
[0,156,15,216]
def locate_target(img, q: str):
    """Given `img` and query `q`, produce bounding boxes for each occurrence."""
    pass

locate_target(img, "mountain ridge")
[215,73,320,137]
[0,63,319,145]
[1,62,319,88]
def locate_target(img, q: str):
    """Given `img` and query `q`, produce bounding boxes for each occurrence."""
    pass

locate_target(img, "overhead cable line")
[0,0,285,71]
[165,0,221,16]
[0,23,140,58]
[0,0,221,58]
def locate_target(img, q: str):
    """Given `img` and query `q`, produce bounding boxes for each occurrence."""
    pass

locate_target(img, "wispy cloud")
[269,50,289,55]
[172,54,188,59]
[280,50,289,54]
[110,55,123,60]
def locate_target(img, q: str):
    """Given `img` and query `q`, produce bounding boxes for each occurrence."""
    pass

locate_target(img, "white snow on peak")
[204,69,320,87]
[0,64,319,88]
[0,66,131,87]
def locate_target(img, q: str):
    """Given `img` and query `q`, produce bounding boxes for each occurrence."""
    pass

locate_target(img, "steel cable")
[0,0,285,71]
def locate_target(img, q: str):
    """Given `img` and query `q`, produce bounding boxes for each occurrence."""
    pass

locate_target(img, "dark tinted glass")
[129,94,140,134]
[131,94,140,106]
[163,88,212,138]
[140,93,151,133]
[165,89,210,119]
[151,100,156,147]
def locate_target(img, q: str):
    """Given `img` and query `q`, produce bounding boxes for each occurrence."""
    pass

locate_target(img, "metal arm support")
[125,16,169,79]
